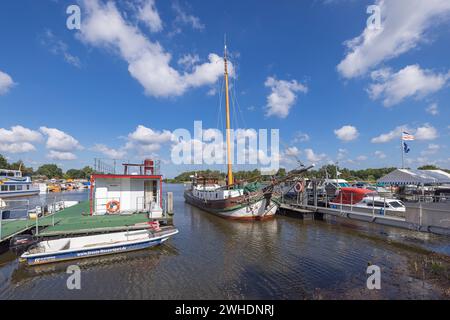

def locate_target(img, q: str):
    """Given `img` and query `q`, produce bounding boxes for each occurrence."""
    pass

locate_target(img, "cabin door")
[144,181,155,209]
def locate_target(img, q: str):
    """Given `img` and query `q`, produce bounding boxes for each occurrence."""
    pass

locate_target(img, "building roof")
[377,169,450,185]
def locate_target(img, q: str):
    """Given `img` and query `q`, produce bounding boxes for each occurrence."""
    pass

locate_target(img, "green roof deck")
[1,201,160,242]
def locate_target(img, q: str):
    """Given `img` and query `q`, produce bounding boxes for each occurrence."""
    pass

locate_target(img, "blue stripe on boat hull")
[25,237,165,265]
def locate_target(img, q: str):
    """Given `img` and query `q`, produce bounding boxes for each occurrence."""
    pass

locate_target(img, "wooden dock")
[278,203,317,219]
[1,201,170,245]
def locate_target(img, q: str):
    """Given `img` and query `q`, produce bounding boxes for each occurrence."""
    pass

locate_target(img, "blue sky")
[0,0,449,177]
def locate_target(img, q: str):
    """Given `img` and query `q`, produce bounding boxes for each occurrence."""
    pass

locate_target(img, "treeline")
[0,154,93,180]
[166,164,449,184]
[165,169,281,183]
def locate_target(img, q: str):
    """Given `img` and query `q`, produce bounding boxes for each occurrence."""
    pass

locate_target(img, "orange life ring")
[106,200,120,214]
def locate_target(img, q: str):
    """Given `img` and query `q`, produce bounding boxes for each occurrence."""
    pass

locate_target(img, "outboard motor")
[9,235,38,255]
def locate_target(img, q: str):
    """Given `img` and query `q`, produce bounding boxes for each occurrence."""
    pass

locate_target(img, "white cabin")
[90,160,163,218]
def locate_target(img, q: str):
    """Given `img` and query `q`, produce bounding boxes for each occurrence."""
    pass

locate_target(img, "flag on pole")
[402,131,415,141]
[403,142,410,154]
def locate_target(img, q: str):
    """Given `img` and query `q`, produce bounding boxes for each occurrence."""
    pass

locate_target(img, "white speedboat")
[329,187,405,215]
[20,226,179,265]
[0,169,40,198]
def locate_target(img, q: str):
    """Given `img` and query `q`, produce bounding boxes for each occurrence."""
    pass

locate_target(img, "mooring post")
[350,192,353,212]
[419,202,423,227]
[167,192,173,215]
[372,194,375,218]
[313,180,318,209]
[35,209,39,236]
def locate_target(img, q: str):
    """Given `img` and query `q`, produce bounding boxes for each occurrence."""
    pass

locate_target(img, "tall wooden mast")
[224,42,233,187]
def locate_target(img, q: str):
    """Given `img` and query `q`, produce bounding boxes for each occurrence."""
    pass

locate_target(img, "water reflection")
[0,185,448,299]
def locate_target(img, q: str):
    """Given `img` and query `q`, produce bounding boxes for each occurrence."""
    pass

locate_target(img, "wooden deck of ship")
[1,201,168,244]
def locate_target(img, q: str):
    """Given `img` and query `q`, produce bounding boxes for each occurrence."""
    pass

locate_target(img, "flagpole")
[401,132,404,169]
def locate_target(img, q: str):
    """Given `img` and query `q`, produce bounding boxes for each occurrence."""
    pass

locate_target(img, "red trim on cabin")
[160,179,162,208]
[91,174,162,180]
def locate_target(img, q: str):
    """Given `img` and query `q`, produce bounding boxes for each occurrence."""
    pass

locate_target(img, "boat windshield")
[389,201,404,208]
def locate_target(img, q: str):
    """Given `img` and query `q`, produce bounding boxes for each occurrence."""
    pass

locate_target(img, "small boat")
[19,226,178,266]
[329,187,406,215]
[0,169,40,198]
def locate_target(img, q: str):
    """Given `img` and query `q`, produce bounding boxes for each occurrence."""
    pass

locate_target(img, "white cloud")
[126,125,173,155]
[426,103,439,116]
[0,70,15,95]
[284,146,300,157]
[79,0,230,98]
[0,125,42,143]
[334,125,359,141]
[421,143,440,156]
[178,54,200,70]
[374,151,387,159]
[128,125,173,144]
[264,76,308,118]
[138,0,162,33]
[356,155,368,161]
[92,144,126,159]
[0,142,36,154]
[337,0,450,78]
[40,127,83,152]
[48,150,77,161]
[367,65,449,107]
[0,126,42,153]
[371,125,405,143]
[371,124,438,143]
[292,131,310,143]
[337,148,348,161]
[41,29,81,68]
[415,125,438,140]
[304,148,327,163]
[172,2,205,31]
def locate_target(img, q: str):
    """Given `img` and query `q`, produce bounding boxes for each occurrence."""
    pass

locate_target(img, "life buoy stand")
[106,200,120,214]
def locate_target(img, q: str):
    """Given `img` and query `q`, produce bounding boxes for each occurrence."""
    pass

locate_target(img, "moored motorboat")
[19,226,179,265]
[0,169,40,198]
[329,187,405,215]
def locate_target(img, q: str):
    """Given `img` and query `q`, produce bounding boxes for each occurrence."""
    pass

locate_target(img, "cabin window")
[17,185,23,191]
[9,185,16,191]
[374,201,385,207]
[27,185,30,190]
[1,185,7,191]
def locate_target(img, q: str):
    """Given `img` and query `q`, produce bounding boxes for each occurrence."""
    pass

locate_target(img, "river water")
[0,184,449,299]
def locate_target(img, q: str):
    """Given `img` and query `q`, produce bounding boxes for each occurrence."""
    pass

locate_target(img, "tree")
[0,154,8,168]
[418,165,439,170]
[81,166,94,179]
[65,169,83,179]
[8,160,34,176]
[276,168,286,177]
[36,164,63,179]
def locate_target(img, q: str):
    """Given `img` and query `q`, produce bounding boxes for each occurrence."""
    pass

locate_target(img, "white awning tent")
[377,169,450,185]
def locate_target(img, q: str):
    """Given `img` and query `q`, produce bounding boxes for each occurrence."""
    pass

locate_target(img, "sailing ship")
[184,44,312,220]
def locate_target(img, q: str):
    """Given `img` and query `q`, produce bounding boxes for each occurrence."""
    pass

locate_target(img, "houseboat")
[89,159,164,218]
[0,169,40,198]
